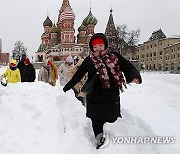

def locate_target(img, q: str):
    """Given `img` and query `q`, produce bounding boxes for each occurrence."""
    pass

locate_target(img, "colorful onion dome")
[49,23,59,33]
[43,16,53,27]
[78,24,86,32]
[82,10,98,26]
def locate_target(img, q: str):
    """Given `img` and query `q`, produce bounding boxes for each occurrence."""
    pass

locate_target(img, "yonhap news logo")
[111,136,175,144]
[96,132,175,148]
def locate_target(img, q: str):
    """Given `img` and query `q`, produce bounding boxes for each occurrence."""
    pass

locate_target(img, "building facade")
[35,0,97,62]
[122,29,180,71]
[0,38,10,65]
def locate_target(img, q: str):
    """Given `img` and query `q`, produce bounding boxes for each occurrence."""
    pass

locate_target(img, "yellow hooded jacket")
[2,60,21,83]
[2,68,21,83]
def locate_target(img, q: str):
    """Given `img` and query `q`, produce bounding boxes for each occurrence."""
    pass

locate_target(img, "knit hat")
[66,55,74,63]
[24,58,30,65]
[9,59,17,67]
[91,37,105,46]
[89,33,108,52]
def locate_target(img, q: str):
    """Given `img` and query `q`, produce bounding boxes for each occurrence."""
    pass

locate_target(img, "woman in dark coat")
[17,54,26,81]
[63,33,142,148]
[21,58,36,82]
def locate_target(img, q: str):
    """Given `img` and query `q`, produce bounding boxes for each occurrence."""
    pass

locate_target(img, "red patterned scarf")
[90,50,126,91]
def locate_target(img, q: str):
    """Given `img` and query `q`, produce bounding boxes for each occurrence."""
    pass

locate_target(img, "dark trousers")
[91,118,117,137]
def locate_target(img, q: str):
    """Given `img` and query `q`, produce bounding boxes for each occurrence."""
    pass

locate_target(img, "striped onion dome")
[78,24,86,32]
[59,6,75,22]
[49,23,59,33]
[43,16,53,27]
[82,10,97,26]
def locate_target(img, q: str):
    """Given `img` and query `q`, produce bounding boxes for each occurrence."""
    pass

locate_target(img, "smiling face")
[92,44,105,52]
[91,37,105,52]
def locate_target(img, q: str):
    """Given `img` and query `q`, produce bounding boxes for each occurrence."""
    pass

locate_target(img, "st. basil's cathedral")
[35,0,118,62]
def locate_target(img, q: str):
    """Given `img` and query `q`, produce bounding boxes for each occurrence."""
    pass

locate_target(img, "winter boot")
[96,132,109,149]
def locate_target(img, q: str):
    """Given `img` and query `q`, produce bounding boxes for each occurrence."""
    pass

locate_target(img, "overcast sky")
[0,0,180,57]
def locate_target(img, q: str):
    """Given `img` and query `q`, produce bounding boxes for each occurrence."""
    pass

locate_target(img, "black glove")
[63,86,68,93]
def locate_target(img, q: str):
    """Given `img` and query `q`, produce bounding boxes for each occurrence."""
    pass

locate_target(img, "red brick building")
[0,38,10,65]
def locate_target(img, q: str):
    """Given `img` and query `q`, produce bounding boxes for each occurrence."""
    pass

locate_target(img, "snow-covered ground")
[0,67,180,154]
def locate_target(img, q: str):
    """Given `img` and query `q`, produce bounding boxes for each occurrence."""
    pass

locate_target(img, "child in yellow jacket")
[0,60,21,83]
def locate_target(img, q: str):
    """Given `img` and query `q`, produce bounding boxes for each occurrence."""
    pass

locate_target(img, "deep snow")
[0,67,180,154]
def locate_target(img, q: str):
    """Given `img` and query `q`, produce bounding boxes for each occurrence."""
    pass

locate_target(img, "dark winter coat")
[17,60,25,80]
[63,52,142,120]
[21,64,36,82]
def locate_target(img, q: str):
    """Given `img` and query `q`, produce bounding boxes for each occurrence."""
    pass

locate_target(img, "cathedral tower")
[105,9,118,52]
[41,16,53,45]
[77,8,97,46]
[57,0,75,47]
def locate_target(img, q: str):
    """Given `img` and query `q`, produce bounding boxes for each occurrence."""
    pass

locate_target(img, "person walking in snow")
[47,57,58,86]
[58,55,74,86]
[21,58,36,82]
[63,33,142,149]
[0,59,21,83]
[38,59,52,84]
[66,58,88,105]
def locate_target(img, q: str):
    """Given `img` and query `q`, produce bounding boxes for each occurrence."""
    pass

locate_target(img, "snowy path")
[55,89,159,154]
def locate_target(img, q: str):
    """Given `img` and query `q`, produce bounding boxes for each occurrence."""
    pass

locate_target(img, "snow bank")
[0,67,180,154]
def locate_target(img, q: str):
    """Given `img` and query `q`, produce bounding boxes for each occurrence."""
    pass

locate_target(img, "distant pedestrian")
[47,57,58,86]
[38,60,52,84]
[17,54,26,81]
[21,58,36,82]
[0,59,21,83]
[58,55,74,86]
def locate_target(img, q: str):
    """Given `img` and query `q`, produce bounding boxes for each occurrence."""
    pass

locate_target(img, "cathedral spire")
[59,0,71,14]
[105,8,118,52]
[47,9,49,17]
[105,9,116,35]
[58,0,73,26]
[107,9,115,28]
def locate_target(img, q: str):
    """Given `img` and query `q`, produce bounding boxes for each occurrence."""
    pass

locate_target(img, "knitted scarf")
[90,50,126,91]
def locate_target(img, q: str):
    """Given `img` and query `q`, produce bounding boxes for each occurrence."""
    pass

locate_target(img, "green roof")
[37,44,47,52]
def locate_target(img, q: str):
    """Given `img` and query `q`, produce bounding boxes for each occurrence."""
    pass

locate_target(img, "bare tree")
[116,24,128,40]
[127,28,141,46]
[12,41,27,61]
[116,24,141,51]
